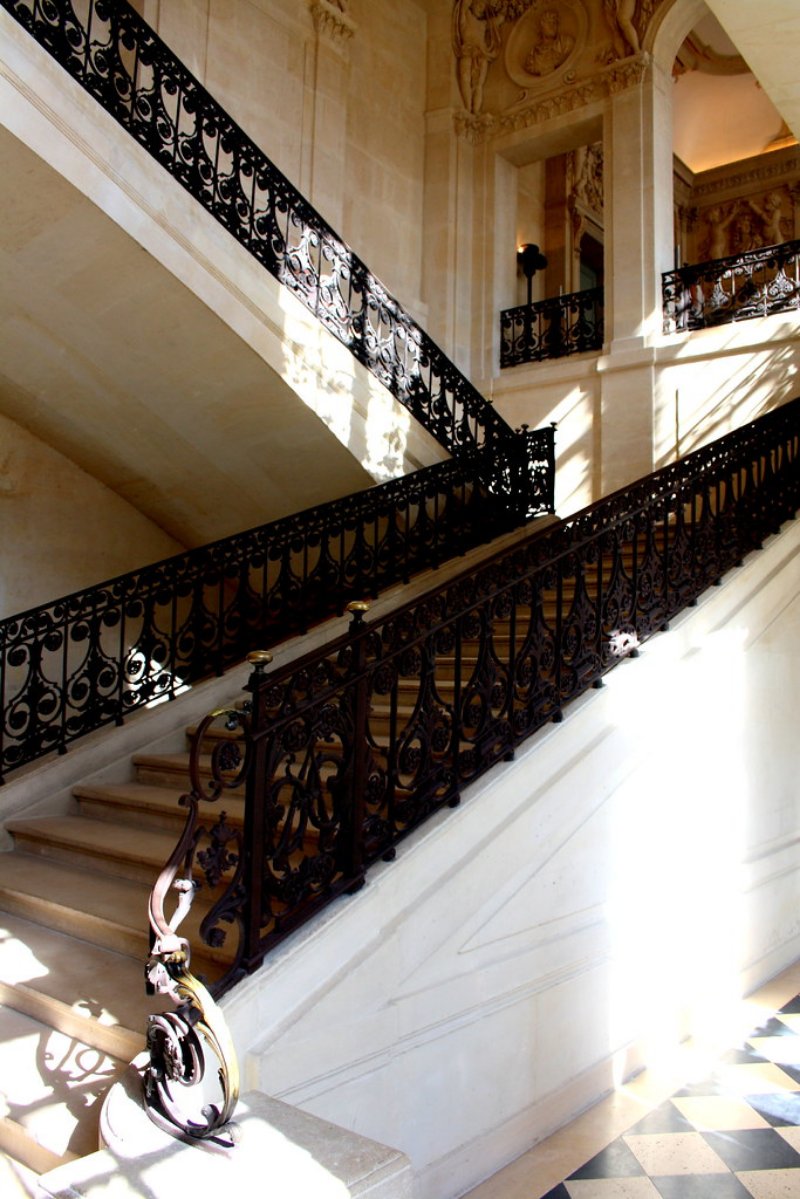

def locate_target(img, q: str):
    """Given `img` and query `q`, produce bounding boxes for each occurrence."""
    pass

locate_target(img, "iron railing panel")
[500,288,604,368]
[170,398,800,994]
[0,449,559,781]
[3,0,532,477]
[663,240,800,333]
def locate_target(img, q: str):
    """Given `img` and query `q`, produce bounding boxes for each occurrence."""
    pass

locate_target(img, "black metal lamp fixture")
[517,242,548,306]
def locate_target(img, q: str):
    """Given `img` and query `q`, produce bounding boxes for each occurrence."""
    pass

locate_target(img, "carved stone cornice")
[310,0,356,44]
[691,156,800,200]
[454,56,647,144]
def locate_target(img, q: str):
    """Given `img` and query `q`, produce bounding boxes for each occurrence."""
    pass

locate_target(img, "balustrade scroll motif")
[663,240,800,333]
[1,446,557,782]
[500,288,604,366]
[144,704,250,1140]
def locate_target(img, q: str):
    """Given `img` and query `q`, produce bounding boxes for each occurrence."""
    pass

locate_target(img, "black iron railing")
[172,399,800,994]
[663,240,800,333]
[500,288,604,368]
[3,0,532,480]
[0,446,556,782]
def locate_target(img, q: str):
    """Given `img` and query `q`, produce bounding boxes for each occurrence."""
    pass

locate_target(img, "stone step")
[0,911,148,1062]
[73,780,244,834]
[5,815,197,888]
[0,1002,123,1169]
[132,751,246,793]
[0,1142,50,1195]
[0,853,234,971]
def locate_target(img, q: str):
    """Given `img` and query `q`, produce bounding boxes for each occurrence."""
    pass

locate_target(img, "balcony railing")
[500,287,604,369]
[169,398,800,995]
[3,0,530,478]
[663,240,800,333]
[0,443,555,783]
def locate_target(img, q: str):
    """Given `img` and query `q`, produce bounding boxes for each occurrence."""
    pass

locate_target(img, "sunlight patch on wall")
[605,622,749,1075]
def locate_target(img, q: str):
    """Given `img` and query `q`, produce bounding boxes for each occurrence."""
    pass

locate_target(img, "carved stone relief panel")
[672,146,800,264]
[696,190,792,261]
[310,0,356,44]
[505,1,587,88]
[570,142,604,217]
[450,0,666,141]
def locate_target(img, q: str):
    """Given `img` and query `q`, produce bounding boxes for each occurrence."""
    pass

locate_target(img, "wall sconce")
[517,243,548,306]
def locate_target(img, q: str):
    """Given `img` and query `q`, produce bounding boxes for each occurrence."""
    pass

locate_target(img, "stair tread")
[0,911,151,1038]
[6,814,181,867]
[0,1002,123,1162]
[0,851,153,930]
[75,780,244,818]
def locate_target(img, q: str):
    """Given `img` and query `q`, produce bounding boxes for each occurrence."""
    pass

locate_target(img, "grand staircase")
[0,525,532,1184]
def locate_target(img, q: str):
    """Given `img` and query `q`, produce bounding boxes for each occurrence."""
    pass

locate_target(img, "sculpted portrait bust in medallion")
[524,7,575,76]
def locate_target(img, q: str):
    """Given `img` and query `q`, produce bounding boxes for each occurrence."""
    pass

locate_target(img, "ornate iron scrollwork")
[3,0,531,473]
[144,704,251,1141]
[218,401,800,984]
[0,443,555,783]
[500,288,604,368]
[663,240,800,333]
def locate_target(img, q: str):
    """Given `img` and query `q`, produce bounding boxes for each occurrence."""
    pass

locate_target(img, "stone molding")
[454,56,647,143]
[309,0,356,44]
[691,156,800,200]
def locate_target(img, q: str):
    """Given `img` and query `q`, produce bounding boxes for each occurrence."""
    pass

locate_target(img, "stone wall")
[138,0,429,318]
[0,413,183,620]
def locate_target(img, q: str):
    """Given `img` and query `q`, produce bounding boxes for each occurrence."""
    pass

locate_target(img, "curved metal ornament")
[144,960,240,1145]
[143,705,246,1144]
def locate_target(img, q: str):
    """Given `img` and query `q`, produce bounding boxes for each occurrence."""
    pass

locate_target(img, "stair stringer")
[224,518,800,1199]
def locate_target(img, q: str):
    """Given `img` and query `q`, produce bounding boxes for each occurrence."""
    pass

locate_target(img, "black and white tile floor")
[465,966,800,1199]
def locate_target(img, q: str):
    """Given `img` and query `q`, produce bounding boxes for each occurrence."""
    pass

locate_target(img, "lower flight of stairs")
[0,723,237,1183]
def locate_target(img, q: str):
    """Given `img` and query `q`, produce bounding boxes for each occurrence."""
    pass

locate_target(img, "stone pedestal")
[38,1065,415,1199]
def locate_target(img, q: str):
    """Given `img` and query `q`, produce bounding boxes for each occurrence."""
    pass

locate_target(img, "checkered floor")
[541,995,800,1198]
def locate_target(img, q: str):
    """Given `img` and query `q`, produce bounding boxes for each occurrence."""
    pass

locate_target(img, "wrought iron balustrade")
[3,0,528,475]
[500,287,604,369]
[169,398,800,995]
[663,240,800,333]
[0,446,558,783]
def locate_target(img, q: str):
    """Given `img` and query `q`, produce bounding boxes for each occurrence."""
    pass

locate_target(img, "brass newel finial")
[247,650,273,672]
[346,600,370,630]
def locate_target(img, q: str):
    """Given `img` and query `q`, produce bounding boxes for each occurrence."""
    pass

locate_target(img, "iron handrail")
[500,287,604,368]
[663,239,800,333]
[0,444,555,782]
[173,397,800,995]
[3,0,529,476]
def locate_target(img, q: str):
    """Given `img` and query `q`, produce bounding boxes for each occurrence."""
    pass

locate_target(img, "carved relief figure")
[573,143,604,214]
[747,191,786,247]
[604,0,640,56]
[452,0,505,114]
[524,7,575,76]
[602,0,656,61]
[702,205,739,261]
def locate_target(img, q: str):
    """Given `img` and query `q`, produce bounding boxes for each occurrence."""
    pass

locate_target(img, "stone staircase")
[0,726,240,1184]
[0,515,571,1189]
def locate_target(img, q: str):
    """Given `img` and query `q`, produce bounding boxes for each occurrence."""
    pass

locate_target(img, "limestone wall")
[0,414,183,620]
[138,0,429,319]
